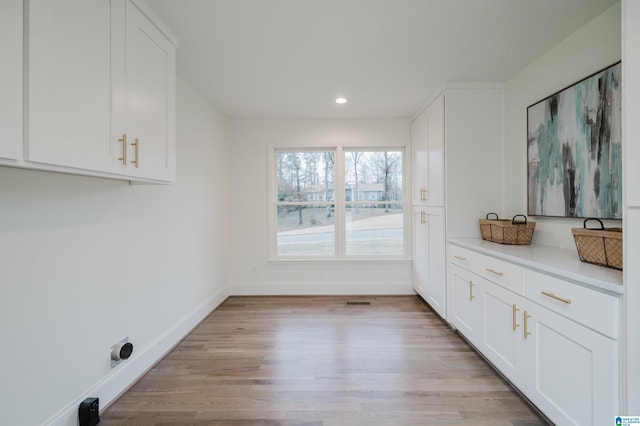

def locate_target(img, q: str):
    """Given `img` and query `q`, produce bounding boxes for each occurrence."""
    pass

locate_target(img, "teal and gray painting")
[527,63,622,219]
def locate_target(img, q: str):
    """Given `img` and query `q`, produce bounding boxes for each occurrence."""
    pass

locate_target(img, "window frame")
[268,144,409,261]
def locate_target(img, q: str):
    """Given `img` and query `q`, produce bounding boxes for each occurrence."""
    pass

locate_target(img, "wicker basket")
[571,218,623,270]
[479,213,535,245]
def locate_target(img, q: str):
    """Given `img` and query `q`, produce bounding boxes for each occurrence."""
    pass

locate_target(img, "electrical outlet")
[110,337,133,368]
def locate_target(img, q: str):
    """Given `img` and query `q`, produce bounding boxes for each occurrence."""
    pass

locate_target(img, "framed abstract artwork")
[527,62,622,219]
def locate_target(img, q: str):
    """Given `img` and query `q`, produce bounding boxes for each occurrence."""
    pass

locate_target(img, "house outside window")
[271,147,405,259]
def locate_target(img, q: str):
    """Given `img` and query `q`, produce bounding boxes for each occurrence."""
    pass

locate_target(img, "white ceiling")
[145,0,617,119]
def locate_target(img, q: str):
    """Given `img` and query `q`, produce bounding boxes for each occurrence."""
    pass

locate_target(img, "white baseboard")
[45,284,230,426]
[230,280,414,296]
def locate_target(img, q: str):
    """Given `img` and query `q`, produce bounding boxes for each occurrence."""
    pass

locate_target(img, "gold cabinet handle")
[420,211,427,224]
[117,134,127,165]
[541,291,572,305]
[524,311,532,339]
[421,188,428,202]
[130,138,139,168]
[469,280,475,301]
[486,268,504,276]
[512,304,520,331]
[454,255,466,261]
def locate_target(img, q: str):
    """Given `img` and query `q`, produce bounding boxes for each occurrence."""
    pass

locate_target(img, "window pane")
[345,204,404,256]
[277,204,335,256]
[344,150,404,256]
[277,151,335,202]
[345,151,403,202]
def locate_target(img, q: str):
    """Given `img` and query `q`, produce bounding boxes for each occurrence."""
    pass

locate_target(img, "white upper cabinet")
[121,0,176,182]
[411,94,444,207]
[0,0,23,162]
[411,112,427,205]
[24,0,176,182]
[27,0,115,172]
[424,94,444,206]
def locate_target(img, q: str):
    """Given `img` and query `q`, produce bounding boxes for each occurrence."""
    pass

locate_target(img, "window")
[344,150,404,256]
[275,150,335,257]
[272,147,405,259]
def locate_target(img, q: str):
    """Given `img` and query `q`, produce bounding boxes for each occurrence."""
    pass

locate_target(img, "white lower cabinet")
[450,264,482,347]
[524,302,618,426]
[448,241,621,426]
[413,206,446,318]
[481,281,526,389]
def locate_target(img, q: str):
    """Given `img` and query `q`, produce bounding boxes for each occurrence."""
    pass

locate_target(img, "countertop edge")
[448,238,624,296]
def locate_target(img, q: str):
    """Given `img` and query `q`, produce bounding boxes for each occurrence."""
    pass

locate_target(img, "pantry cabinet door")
[412,208,428,299]
[425,94,444,206]
[0,0,23,162]
[412,111,428,205]
[424,207,446,318]
[124,0,176,182]
[27,0,116,172]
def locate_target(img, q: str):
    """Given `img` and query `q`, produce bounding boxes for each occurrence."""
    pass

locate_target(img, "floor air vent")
[346,301,371,305]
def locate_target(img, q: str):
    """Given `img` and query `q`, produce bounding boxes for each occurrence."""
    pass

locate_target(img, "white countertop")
[449,238,623,295]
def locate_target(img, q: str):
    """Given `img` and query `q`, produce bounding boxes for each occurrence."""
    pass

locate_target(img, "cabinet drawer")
[449,245,475,269]
[525,270,620,338]
[473,252,525,295]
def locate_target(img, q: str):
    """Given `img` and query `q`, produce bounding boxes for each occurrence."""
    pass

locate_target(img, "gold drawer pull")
[454,255,466,261]
[117,134,127,165]
[131,138,140,168]
[541,291,572,305]
[469,280,475,301]
[486,268,504,276]
[512,304,520,331]
[420,211,427,224]
[524,311,532,339]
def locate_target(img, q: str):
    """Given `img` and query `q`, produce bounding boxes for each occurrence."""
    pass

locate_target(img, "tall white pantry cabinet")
[411,85,505,320]
[0,0,177,183]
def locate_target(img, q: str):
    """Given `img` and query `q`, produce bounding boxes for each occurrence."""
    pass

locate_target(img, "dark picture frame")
[527,62,622,219]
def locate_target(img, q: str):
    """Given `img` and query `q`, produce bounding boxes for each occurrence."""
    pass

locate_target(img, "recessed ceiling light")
[335,97,348,104]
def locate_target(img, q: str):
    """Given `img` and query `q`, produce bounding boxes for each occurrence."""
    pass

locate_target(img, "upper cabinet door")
[425,94,444,206]
[0,0,23,161]
[412,94,444,206]
[412,111,427,205]
[27,0,115,172]
[124,0,176,182]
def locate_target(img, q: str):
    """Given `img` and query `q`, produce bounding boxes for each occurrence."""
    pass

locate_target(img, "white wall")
[0,78,230,425]
[622,0,640,413]
[227,118,413,295]
[504,2,621,249]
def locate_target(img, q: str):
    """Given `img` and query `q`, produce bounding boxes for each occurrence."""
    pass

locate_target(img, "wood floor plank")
[101,296,549,425]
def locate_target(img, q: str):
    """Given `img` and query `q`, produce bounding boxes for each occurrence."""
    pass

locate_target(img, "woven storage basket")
[571,218,623,270]
[479,213,535,245]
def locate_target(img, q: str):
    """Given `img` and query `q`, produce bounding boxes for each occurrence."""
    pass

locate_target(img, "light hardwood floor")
[101,296,549,425]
